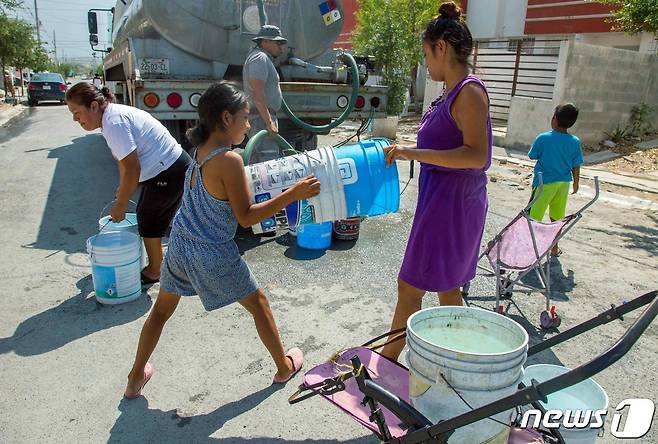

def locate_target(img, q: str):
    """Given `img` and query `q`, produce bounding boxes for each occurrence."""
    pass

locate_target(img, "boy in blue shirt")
[528,103,583,256]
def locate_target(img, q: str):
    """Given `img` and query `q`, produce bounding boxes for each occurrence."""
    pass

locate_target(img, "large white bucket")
[245,146,347,234]
[87,231,142,305]
[98,213,147,269]
[407,307,529,444]
[522,365,609,444]
[245,140,400,234]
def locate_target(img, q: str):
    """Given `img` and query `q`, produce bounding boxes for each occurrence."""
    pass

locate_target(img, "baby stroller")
[289,290,657,444]
[463,175,600,329]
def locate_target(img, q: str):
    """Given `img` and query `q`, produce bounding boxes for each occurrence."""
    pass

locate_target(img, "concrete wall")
[467,0,527,40]
[422,79,443,114]
[639,33,658,54]
[576,32,641,51]
[554,41,658,146]
[505,41,658,149]
[505,97,554,150]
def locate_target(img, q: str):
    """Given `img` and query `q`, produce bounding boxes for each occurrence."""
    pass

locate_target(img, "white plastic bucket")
[522,365,609,444]
[87,231,142,305]
[407,307,529,444]
[245,140,400,234]
[246,146,347,234]
[98,213,147,269]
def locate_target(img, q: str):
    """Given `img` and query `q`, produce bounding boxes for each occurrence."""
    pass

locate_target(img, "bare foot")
[141,268,160,280]
[125,369,144,394]
[125,363,154,398]
[274,356,295,381]
[273,348,303,384]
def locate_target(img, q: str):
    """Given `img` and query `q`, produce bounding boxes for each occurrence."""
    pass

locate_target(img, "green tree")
[51,62,78,78]
[352,0,441,115]
[9,19,48,93]
[0,0,21,16]
[0,15,35,84]
[599,0,658,36]
[30,46,50,72]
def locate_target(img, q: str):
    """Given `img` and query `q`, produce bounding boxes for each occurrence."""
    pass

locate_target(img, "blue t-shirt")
[528,130,583,186]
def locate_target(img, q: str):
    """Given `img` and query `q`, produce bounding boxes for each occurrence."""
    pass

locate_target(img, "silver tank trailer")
[113,0,344,66]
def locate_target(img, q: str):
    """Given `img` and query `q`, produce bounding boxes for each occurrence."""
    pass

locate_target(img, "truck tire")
[162,119,194,153]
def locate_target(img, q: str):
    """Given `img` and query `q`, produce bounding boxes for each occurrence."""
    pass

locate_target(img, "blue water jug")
[334,138,400,218]
[296,222,333,250]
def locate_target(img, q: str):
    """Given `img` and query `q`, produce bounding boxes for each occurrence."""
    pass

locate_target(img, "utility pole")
[53,30,59,66]
[33,0,41,45]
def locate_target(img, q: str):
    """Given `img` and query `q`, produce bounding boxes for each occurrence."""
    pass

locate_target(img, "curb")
[0,105,28,128]
[492,154,658,195]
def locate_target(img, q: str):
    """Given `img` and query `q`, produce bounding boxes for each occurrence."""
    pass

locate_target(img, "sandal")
[124,362,154,399]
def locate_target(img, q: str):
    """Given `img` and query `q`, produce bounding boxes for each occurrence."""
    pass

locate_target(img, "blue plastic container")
[334,138,400,218]
[296,222,333,250]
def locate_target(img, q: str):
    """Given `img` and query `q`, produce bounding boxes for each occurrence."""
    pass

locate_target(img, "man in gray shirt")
[243,25,287,164]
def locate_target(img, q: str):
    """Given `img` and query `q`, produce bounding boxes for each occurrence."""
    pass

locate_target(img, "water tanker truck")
[88,0,388,151]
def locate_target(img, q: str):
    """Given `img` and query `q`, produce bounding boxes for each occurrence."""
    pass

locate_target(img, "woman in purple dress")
[382,2,492,361]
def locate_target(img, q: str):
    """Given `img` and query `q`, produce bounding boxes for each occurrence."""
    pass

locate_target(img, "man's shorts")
[136,151,191,238]
[529,181,570,222]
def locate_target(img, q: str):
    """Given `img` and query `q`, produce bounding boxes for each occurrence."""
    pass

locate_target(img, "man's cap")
[251,25,288,44]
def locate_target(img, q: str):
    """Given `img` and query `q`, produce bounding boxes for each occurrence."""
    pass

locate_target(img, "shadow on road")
[0,274,151,356]
[109,385,376,443]
[21,133,118,254]
[519,258,575,302]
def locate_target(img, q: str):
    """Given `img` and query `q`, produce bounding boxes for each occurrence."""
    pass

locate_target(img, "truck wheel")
[162,119,194,152]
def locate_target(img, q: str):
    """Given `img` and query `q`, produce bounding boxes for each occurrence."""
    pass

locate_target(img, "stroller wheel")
[540,310,561,329]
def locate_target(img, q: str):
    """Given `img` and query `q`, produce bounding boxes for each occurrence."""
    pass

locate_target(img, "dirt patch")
[596,148,658,174]
[583,131,658,174]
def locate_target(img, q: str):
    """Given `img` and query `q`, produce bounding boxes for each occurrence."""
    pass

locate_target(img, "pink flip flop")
[124,362,154,399]
[273,348,303,384]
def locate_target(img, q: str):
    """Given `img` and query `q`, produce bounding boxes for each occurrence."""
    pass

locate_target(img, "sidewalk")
[0,101,28,128]
[492,145,658,194]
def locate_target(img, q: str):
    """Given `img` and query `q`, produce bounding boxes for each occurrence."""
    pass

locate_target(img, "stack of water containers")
[244,138,400,250]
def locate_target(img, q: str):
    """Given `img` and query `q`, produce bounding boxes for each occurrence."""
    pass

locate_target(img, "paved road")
[1,106,656,443]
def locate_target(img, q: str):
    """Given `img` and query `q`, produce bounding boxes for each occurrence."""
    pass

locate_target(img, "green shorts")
[529,181,570,221]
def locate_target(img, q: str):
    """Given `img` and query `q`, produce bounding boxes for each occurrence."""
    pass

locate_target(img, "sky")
[16,0,118,64]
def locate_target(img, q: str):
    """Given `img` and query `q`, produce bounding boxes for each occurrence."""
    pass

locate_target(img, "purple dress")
[399,75,492,292]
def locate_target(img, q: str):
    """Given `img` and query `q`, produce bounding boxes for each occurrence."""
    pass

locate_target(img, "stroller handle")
[524,172,544,212]
[397,290,658,443]
[577,175,600,214]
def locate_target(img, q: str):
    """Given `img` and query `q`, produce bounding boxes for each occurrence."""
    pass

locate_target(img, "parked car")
[27,73,69,106]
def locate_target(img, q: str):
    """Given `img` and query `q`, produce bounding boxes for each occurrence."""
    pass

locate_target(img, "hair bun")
[438,1,461,20]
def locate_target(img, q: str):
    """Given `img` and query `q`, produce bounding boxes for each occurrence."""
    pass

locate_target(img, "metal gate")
[473,39,562,122]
